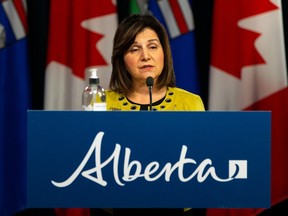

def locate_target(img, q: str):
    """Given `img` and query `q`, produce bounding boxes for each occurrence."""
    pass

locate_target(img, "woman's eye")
[130,47,139,53]
[148,44,158,50]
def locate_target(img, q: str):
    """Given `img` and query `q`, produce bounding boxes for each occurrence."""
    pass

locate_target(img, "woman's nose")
[141,49,150,61]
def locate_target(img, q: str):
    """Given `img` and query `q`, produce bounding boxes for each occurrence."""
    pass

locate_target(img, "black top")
[127,96,166,110]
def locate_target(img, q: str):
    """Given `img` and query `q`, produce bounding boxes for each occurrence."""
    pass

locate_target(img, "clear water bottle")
[82,68,106,111]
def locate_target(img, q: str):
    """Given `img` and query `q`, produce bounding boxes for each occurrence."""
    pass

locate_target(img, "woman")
[104,14,205,216]
[106,14,205,112]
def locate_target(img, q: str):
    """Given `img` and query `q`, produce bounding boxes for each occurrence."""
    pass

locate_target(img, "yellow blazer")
[106,87,205,111]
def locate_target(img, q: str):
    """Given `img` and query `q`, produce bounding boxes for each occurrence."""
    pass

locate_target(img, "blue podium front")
[27,111,270,208]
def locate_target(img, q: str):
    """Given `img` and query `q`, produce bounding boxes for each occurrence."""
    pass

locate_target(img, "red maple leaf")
[47,0,116,79]
[211,0,278,79]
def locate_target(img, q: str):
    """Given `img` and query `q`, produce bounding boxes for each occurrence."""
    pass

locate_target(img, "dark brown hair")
[109,14,176,94]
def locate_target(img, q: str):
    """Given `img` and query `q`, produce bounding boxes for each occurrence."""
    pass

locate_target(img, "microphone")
[146,76,154,111]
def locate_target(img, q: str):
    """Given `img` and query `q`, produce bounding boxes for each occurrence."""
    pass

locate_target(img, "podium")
[27,111,270,208]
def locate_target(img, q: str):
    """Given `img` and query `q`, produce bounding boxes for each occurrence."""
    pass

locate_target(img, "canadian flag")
[44,0,117,110]
[44,0,118,215]
[207,0,288,215]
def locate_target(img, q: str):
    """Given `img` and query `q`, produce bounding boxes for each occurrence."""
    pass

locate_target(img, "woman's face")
[124,28,164,84]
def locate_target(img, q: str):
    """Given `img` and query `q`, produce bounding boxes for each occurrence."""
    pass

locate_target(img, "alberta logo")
[51,131,248,187]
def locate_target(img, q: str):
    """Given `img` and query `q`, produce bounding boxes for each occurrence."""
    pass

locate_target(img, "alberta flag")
[148,0,200,94]
[207,0,288,215]
[0,0,30,215]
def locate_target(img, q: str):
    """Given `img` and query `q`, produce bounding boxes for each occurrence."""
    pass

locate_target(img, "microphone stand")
[148,86,153,111]
[146,76,154,111]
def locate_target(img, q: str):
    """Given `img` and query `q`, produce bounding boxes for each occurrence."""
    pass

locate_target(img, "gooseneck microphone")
[146,76,154,111]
